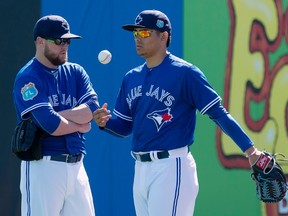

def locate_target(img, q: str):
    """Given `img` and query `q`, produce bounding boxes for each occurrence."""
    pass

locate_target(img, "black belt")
[47,154,83,163]
[132,151,169,162]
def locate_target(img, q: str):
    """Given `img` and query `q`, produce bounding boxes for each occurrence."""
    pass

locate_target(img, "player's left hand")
[93,103,111,128]
[250,151,287,202]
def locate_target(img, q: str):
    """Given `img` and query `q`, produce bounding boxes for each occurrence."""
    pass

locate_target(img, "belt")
[132,146,189,162]
[42,154,83,163]
[132,151,169,162]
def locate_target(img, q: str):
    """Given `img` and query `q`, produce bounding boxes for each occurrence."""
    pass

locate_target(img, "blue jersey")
[113,53,221,152]
[13,58,99,155]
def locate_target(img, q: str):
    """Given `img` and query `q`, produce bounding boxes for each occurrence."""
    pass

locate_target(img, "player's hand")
[78,122,91,133]
[93,103,112,128]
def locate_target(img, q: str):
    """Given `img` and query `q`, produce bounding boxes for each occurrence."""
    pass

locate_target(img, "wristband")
[246,148,257,158]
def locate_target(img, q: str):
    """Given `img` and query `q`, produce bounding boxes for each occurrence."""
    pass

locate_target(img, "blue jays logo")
[135,15,143,25]
[62,22,69,31]
[156,20,164,28]
[147,108,173,131]
[21,82,38,101]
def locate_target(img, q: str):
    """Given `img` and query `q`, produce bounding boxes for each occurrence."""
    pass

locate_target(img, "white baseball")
[98,50,112,64]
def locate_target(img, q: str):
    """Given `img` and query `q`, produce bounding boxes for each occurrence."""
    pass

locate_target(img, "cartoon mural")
[217,0,288,215]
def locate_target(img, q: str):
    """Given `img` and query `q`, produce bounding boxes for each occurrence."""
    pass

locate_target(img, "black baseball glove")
[11,118,46,161]
[251,151,287,203]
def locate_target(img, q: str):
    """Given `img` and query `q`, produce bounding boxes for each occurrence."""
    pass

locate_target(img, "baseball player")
[13,15,98,216]
[93,10,261,216]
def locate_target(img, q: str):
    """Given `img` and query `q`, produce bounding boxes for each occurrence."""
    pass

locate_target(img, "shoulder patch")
[21,82,38,101]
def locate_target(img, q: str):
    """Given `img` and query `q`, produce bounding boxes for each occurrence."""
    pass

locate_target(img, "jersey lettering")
[146,85,175,106]
[61,94,71,106]
[126,85,142,109]
[49,95,59,106]
[48,94,77,107]
[125,84,175,110]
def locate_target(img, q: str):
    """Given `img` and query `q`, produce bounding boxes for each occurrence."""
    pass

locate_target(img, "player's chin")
[59,54,68,63]
[136,49,146,57]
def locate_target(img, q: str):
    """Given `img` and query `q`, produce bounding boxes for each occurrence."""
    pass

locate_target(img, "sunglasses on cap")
[46,38,71,45]
[133,30,153,38]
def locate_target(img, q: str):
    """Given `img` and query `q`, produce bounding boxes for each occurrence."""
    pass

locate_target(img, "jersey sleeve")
[113,77,133,121]
[104,116,133,137]
[13,75,51,120]
[183,65,221,115]
[74,65,100,111]
[73,64,99,105]
[206,101,254,152]
[60,63,99,113]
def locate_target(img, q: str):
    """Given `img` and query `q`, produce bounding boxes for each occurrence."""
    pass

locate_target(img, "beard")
[44,48,68,66]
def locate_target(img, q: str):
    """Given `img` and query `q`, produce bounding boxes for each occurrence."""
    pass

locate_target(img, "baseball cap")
[122,10,172,36]
[33,15,81,41]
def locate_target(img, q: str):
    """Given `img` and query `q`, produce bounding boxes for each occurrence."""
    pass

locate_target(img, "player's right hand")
[93,103,112,128]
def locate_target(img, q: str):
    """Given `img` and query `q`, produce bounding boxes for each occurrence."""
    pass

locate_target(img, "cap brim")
[60,33,81,39]
[122,24,147,31]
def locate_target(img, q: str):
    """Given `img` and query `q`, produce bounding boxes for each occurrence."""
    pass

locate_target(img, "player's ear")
[35,37,45,45]
[161,32,169,46]
[161,32,168,41]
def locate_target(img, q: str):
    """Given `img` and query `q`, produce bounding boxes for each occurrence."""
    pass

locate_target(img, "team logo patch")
[147,108,173,131]
[156,20,164,28]
[135,15,143,25]
[21,82,38,101]
[62,22,69,31]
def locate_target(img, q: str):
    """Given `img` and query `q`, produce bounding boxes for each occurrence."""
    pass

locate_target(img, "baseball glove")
[251,151,287,203]
[11,118,46,161]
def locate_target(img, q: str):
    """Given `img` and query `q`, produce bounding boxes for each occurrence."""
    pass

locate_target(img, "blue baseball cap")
[33,15,81,40]
[122,10,172,36]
